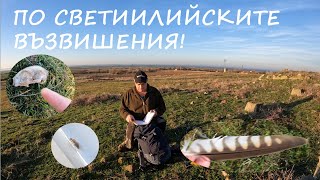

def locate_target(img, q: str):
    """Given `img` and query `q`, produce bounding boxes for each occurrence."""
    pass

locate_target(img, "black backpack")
[133,123,171,167]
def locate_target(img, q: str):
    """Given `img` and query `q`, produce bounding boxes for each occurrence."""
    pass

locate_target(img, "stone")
[258,74,265,80]
[245,102,261,113]
[100,157,106,163]
[123,165,133,173]
[88,163,95,172]
[118,157,123,164]
[291,88,304,96]
[220,99,227,104]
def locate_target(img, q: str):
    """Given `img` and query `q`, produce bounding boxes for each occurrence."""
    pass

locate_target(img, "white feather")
[181,134,308,161]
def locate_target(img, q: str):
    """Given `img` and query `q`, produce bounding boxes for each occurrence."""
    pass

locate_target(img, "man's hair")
[134,70,148,83]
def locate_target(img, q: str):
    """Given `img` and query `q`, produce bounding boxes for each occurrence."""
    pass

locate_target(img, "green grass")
[1,68,319,179]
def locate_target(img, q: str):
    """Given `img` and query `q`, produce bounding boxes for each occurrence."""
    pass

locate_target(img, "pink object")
[183,154,211,168]
[41,88,72,112]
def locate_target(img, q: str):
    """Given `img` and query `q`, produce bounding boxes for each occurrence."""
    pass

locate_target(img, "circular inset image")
[51,123,99,169]
[6,54,75,118]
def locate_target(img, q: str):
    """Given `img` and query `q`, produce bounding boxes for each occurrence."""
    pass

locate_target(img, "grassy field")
[1,67,320,179]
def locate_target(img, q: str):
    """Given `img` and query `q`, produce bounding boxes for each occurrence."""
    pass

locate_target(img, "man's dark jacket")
[120,84,166,121]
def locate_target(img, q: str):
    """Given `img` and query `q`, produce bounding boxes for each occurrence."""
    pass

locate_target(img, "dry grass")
[71,93,121,106]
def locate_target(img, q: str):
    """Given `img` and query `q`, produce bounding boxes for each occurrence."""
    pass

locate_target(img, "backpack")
[133,123,171,167]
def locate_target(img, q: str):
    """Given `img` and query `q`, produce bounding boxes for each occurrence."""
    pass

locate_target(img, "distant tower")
[223,59,227,72]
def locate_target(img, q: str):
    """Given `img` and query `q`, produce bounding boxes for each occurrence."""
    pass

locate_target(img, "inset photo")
[51,123,99,169]
[6,54,75,118]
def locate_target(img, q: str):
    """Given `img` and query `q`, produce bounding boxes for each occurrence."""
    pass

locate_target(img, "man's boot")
[118,122,135,152]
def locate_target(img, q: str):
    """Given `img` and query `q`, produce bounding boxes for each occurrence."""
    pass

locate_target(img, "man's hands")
[126,110,157,123]
[126,114,135,123]
[150,109,157,117]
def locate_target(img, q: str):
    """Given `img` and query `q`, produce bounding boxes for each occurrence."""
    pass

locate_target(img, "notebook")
[133,111,156,125]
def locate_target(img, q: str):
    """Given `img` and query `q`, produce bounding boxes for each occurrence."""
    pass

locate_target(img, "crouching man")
[118,70,166,151]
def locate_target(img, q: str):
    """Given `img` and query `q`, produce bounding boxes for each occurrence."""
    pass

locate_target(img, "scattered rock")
[190,101,194,105]
[123,165,133,173]
[118,157,123,164]
[291,88,304,97]
[100,157,106,164]
[220,100,227,104]
[290,74,304,80]
[88,163,95,172]
[245,102,261,113]
[226,114,232,118]
[258,74,265,80]
[204,92,209,95]
[272,75,288,80]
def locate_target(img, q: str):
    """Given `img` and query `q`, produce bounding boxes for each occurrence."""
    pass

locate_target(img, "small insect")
[13,65,49,87]
[69,138,80,149]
